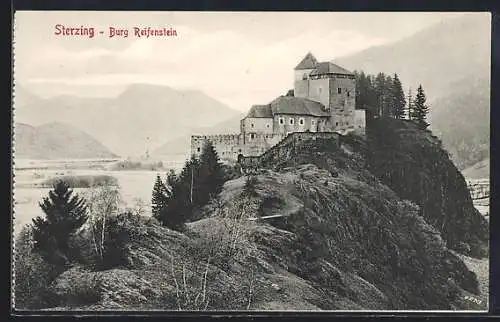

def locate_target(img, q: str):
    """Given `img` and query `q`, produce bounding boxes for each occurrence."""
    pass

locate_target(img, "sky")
[14,11,470,112]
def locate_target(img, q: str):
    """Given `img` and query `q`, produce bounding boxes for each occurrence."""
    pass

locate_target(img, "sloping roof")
[310,62,353,76]
[246,104,273,118]
[245,97,330,118]
[270,96,330,117]
[294,52,318,70]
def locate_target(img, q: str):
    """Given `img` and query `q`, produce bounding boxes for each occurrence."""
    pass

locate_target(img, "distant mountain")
[15,122,118,159]
[152,113,244,158]
[462,158,489,180]
[430,76,490,170]
[335,14,490,169]
[13,84,41,108]
[335,14,490,99]
[15,84,241,158]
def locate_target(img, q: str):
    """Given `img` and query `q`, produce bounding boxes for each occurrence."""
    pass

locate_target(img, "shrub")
[14,225,58,309]
[41,175,118,188]
[110,160,165,171]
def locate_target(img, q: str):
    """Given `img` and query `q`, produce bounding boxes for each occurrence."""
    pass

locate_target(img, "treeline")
[151,141,227,230]
[354,71,430,129]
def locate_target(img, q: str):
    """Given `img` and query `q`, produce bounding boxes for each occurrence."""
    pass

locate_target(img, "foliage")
[152,174,169,220]
[32,180,88,267]
[83,184,123,266]
[155,141,226,231]
[14,225,58,309]
[354,71,426,125]
[197,140,226,206]
[221,163,243,181]
[391,74,406,119]
[410,85,430,129]
[40,175,118,188]
[110,159,164,171]
[366,118,488,257]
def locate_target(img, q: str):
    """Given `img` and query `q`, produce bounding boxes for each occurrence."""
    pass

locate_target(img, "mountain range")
[14,14,490,172]
[14,84,242,158]
[14,122,117,159]
[334,14,490,170]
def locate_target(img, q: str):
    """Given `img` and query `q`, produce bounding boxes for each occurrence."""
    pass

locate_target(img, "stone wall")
[191,134,243,162]
[191,132,286,163]
[239,131,341,168]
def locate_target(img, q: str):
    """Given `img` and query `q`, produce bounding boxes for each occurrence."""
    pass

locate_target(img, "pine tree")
[391,73,406,119]
[32,180,88,266]
[384,74,394,118]
[151,174,169,220]
[407,87,413,120]
[157,156,198,230]
[374,73,394,118]
[197,140,225,206]
[410,84,430,129]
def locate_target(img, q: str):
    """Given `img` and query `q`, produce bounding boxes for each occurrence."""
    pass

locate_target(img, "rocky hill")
[14,122,117,159]
[15,119,488,311]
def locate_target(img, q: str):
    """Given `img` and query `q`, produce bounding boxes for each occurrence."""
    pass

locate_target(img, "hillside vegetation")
[14,119,488,311]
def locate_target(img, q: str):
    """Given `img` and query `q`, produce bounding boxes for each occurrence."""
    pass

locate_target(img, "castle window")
[290,118,295,125]
[302,73,308,80]
[279,117,284,125]
[337,88,342,94]
[347,91,350,97]
[299,118,305,125]
[335,122,339,126]
[238,149,242,153]
[251,123,254,128]
[197,147,201,152]
[266,124,270,128]
[312,120,316,125]
[250,133,255,139]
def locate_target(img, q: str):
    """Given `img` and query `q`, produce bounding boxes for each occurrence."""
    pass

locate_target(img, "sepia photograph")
[12,11,490,312]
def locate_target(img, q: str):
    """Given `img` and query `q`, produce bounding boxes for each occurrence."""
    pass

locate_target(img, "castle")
[191,53,366,163]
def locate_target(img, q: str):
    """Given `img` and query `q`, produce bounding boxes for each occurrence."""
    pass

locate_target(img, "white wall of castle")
[307,78,331,110]
[294,69,315,81]
[273,114,323,135]
[241,117,274,135]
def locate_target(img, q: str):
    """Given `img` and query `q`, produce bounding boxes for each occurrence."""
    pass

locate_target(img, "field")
[13,158,186,234]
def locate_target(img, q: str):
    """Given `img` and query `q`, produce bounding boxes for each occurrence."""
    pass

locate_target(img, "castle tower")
[294,53,356,132]
[294,52,318,98]
[309,62,356,131]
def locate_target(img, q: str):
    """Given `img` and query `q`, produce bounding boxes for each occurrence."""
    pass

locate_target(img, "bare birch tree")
[85,184,123,260]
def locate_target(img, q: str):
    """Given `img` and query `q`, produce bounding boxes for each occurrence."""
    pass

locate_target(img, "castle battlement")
[191,134,241,142]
